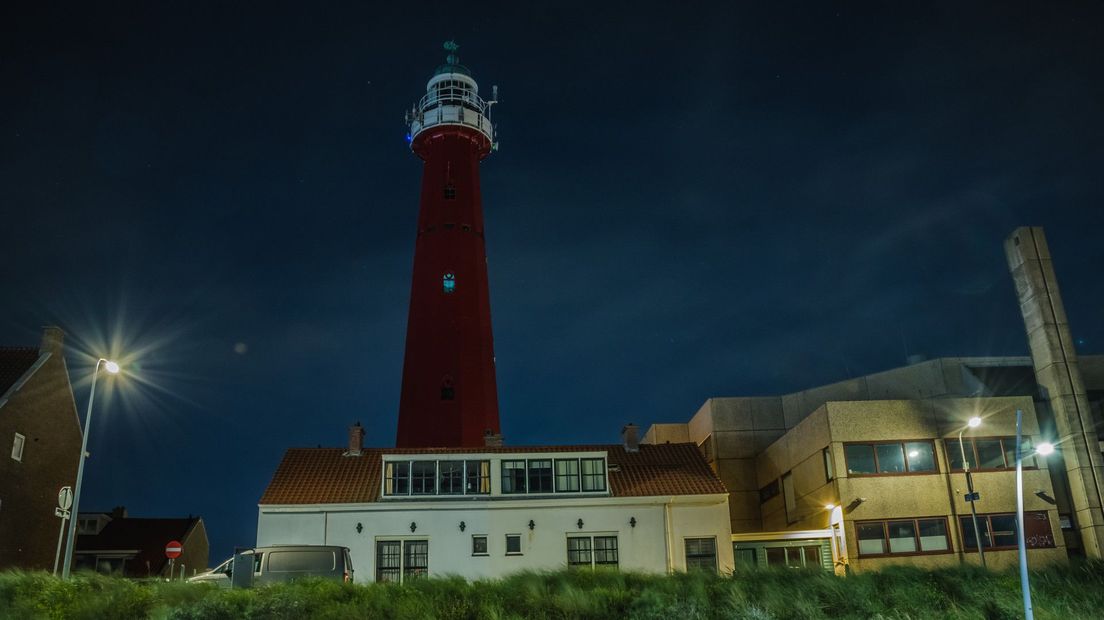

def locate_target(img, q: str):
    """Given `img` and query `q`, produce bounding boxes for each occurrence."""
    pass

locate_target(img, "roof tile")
[260,443,726,505]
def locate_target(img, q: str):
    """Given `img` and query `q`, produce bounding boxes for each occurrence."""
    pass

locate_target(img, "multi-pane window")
[411,461,436,495]
[385,461,410,495]
[384,460,489,497]
[685,538,718,572]
[581,458,607,492]
[438,461,464,495]
[503,457,605,495]
[465,460,490,494]
[472,536,488,556]
[442,273,456,294]
[555,459,580,492]
[505,534,522,555]
[376,540,429,583]
[855,517,950,557]
[502,460,527,494]
[567,536,619,568]
[946,437,1035,471]
[844,441,938,475]
[959,511,1056,551]
[11,433,25,462]
[527,459,553,493]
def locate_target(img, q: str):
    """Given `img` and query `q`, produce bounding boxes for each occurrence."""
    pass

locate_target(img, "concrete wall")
[0,330,82,570]
[258,495,733,579]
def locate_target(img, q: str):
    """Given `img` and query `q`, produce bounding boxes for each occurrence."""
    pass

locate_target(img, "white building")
[257,426,733,581]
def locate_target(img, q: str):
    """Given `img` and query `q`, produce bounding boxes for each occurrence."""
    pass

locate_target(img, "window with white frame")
[581,458,606,491]
[383,460,490,497]
[471,536,488,556]
[376,540,428,583]
[555,459,580,491]
[505,534,522,555]
[567,535,619,569]
[11,433,25,462]
[685,538,717,572]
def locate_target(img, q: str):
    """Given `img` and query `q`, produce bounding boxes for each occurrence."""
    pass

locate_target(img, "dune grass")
[2,561,1103,619]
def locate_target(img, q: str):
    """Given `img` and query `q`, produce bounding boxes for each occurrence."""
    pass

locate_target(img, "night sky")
[3,2,1102,564]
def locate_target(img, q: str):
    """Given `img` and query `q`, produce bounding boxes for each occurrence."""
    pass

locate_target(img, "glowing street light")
[958,415,986,568]
[1015,409,1055,620]
[61,358,120,578]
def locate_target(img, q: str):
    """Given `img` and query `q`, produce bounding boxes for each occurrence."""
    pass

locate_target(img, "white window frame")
[684,536,719,572]
[505,533,523,556]
[11,433,25,462]
[374,538,429,583]
[566,533,619,569]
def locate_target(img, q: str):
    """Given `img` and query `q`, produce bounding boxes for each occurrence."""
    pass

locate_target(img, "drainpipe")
[663,497,675,573]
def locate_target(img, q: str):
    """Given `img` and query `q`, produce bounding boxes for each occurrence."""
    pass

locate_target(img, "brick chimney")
[621,423,640,453]
[40,325,65,354]
[346,422,364,456]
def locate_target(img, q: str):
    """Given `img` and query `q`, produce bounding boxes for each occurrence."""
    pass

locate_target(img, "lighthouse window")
[444,185,456,200]
[443,273,456,293]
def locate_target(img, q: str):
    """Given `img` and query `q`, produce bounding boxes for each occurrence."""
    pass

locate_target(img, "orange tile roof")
[259,443,727,505]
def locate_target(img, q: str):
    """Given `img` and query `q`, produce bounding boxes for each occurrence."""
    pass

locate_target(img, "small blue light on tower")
[405,133,413,144]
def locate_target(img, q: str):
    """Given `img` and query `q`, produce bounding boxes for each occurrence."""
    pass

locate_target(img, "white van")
[189,545,353,588]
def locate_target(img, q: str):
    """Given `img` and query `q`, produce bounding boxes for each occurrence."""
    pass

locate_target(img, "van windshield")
[268,550,335,573]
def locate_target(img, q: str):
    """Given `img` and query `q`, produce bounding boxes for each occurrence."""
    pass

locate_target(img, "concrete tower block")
[1005,226,1104,558]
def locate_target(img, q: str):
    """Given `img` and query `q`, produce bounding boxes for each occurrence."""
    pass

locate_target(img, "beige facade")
[646,355,1104,572]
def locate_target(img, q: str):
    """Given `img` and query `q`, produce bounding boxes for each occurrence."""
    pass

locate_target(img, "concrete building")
[646,227,1103,572]
[257,426,733,580]
[74,506,209,578]
[0,327,83,570]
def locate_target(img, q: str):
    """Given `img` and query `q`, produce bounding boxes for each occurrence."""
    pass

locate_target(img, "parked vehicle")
[188,545,353,588]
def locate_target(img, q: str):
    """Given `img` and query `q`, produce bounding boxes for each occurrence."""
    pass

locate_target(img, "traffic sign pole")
[53,487,73,576]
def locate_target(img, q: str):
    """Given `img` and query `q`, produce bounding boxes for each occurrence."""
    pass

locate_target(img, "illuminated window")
[443,273,455,293]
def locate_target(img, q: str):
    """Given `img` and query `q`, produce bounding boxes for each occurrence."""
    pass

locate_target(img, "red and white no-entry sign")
[165,540,183,559]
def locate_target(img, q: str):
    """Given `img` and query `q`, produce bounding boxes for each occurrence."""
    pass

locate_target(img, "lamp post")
[60,358,119,578]
[958,415,986,568]
[1015,407,1054,620]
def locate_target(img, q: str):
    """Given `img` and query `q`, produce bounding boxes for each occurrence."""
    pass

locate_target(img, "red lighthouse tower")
[396,42,501,448]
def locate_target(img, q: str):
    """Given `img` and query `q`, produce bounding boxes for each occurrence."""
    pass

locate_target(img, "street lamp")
[60,358,120,578]
[1015,408,1053,620]
[958,415,986,568]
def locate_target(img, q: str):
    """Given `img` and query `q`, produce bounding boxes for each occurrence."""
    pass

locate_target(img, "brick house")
[0,327,83,570]
[74,506,209,578]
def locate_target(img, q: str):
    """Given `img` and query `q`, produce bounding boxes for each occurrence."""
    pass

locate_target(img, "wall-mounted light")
[410,522,417,533]
[528,520,535,531]
[459,521,466,532]
[629,517,637,528]
[825,504,836,511]
[356,522,363,534]
[577,518,584,529]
